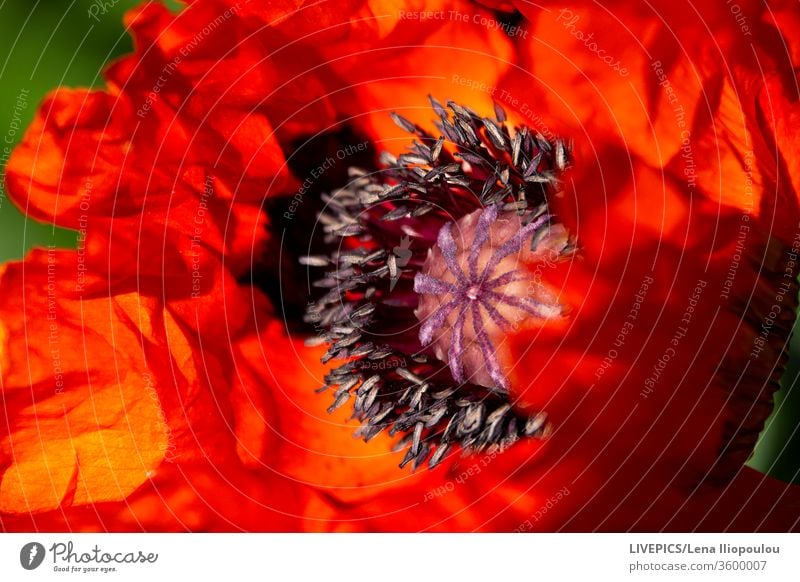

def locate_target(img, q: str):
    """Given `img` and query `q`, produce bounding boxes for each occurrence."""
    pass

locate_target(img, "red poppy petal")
[0,250,169,513]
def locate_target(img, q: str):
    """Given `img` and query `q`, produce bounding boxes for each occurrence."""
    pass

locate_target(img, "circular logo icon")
[19,542,45,570]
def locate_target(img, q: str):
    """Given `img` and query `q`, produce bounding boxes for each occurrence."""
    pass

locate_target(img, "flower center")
[302,97,574,470]
[466,285,481,300]
[414,204,568,392]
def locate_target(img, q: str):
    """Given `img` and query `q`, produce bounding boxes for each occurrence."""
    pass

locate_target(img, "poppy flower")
[1,0,799,532]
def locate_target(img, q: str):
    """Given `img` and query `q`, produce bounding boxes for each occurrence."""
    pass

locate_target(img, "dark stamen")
[302,98,574,470]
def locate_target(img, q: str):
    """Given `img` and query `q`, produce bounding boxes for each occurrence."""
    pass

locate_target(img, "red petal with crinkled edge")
[505,0,796,169]
[0,246,296,520]
[113,0,516,148]
[496,63,800,528]
[5,88,293,284]
[0,250,168,514]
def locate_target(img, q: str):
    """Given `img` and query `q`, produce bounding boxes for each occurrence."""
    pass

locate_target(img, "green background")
[0,0,797,483]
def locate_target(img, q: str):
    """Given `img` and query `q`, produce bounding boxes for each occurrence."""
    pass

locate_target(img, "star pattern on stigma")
[414,204,563,392]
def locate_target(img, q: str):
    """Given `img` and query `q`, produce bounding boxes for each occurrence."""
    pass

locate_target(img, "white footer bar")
[1,533,797,581]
